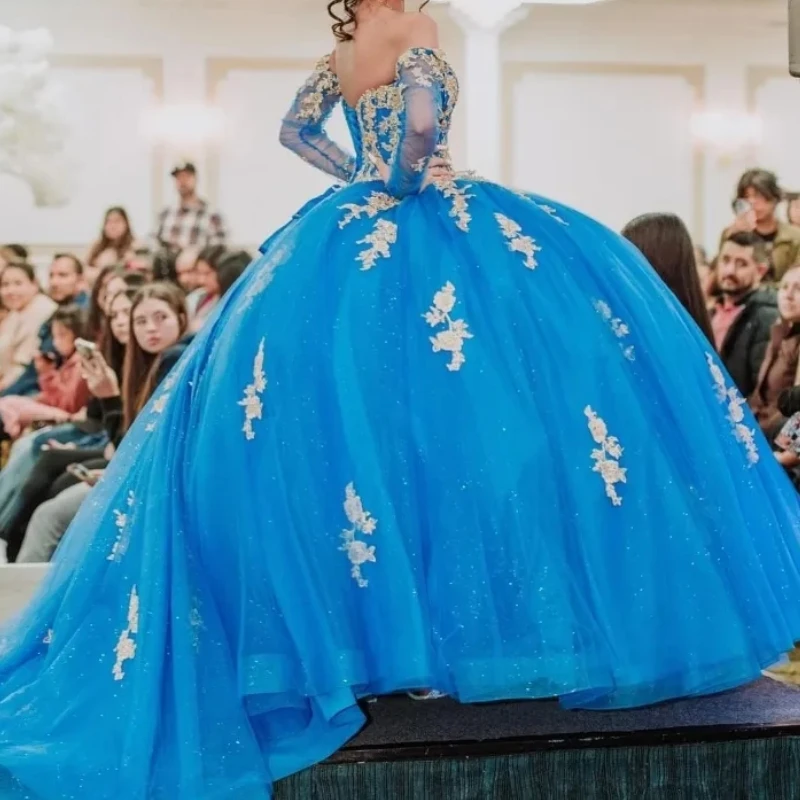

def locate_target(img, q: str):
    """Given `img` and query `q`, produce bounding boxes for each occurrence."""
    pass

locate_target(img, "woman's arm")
[279,54,356,183]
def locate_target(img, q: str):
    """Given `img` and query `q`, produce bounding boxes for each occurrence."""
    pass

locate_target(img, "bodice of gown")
[343,49,460,183]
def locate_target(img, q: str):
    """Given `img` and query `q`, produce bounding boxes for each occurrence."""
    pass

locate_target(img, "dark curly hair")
[328,1,430,43]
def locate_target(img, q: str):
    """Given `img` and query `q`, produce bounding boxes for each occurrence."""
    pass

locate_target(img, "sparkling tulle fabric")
[2,48,800,799]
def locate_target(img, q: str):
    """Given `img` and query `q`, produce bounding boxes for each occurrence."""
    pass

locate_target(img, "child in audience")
[0,305,89,439]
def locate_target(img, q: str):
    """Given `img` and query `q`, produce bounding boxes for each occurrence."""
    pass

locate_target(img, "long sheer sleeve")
[385,49,445,199]
[279,55,356,183]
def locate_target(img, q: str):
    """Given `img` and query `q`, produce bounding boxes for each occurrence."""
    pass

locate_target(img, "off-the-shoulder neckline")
[336,47,449,112]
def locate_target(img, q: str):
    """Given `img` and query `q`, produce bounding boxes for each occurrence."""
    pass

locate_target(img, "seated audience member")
[216,250,252,297]
[719,169,800,281]
[787,192,800,227]
[622,213,714,344]
[152,249,178,285]
[0,263,57,391]
[0,304,89,439]
[126,247,155,281]
[748,265,800,438]
[0,273,145,551]
[0,245,28,269]
[85,206,137,286]
[190,244,227,332]
[9,283,192,562]
[1,254,88,399]
[712,232,778,398]
[174,248,204,317]
[86,266,145,345]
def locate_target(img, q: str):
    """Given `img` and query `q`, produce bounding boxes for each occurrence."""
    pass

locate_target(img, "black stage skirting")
[277,678,800,799]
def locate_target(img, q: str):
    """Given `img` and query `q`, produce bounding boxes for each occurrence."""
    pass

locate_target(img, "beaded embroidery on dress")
[1,47,800,800]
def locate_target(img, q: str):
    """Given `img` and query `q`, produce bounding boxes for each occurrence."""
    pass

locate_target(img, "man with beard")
[713,231,779,397]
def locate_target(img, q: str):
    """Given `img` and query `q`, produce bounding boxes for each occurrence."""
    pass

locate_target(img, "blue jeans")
[0,425,106,529]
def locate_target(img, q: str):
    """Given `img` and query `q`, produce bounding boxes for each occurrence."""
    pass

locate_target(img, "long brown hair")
[622,213,715,346]
[121,282,187,430]
[86,206,134,267]
[328,0,430,42]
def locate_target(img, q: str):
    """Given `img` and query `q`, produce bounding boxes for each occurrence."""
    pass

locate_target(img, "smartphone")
[75,338,98,360]
[733,198,752,216]
[66,462,100,486]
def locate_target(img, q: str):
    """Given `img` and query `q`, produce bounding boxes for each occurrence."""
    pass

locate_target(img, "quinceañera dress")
[2,49,800,799]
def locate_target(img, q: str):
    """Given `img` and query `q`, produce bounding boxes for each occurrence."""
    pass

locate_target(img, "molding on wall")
[502,61,706,239]
[51,54,166,226]
[205,57,315,205]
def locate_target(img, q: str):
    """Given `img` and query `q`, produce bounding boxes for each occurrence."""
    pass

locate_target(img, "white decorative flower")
[0,27,71,207]
[433,283,457,314]
[340,483,378,587]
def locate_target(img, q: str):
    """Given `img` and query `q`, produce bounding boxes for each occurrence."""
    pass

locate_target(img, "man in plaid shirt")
[152,161,228,254]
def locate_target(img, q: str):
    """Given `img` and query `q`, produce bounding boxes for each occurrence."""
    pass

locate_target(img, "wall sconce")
[690,110,763,163]
[139,104,226,146]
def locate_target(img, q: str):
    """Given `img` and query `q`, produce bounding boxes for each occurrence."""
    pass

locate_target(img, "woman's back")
[333,8,437,107]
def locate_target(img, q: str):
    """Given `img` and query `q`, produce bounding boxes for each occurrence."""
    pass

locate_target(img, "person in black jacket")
[713,231,779,397]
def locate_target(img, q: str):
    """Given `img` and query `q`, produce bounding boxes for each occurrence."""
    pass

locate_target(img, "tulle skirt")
[1,178,800,798]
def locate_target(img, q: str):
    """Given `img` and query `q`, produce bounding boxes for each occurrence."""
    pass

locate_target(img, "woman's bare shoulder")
[397,11,439,50]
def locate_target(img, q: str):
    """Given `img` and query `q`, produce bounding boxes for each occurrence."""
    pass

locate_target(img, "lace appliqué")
[43,629,53,645]
[189,601,205,653]
[585,407,627,506]
[536,203,568,225]
[339,192,399,229]
[357,219,398,271]
[239,339,267,441]
[495,214,541,269]
[145,373,176,433]
[296,55,340,124]
[352,49,459,183]
[108,491,135,562]
[706,354,759,465]
[340,483,377,588]
[434,179,474,232]
[239,243,292,312]
[594,300,635,361]
[339,192,400,269]
[113,586,139,681]
[424,282,474,372]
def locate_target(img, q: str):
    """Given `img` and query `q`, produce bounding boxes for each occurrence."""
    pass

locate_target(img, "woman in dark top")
[5,283,190,561]
[622,212,716,345]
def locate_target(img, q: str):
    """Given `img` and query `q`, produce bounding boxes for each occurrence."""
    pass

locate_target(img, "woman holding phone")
[7,283,192,562]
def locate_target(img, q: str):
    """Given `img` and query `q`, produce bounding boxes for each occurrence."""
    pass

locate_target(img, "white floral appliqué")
[356,219,398,271]
[43,629,53,645]
[239,339,267,441]
[108,491,135,562]
[338,193,400,270]
[340,483,378,588]
[144,373,176,433]
[189,601,205,653]
[339,192,400,229]
[594,300,635,361]
[113,586,139,681]
[495,213,541,269]
[536,203,568,225]
[434,179,474,232]
[706,353,759,465]
[585,406,627,506]
[424,282,474,372]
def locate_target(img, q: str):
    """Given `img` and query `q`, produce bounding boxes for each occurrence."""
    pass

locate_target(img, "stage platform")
[276,679,800,799]
[2,567,800,798]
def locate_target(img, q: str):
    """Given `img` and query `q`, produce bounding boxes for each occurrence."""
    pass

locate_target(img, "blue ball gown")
[2,48,800,799]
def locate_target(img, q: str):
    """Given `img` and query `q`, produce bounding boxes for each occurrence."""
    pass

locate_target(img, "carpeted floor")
[346,678,800,749]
